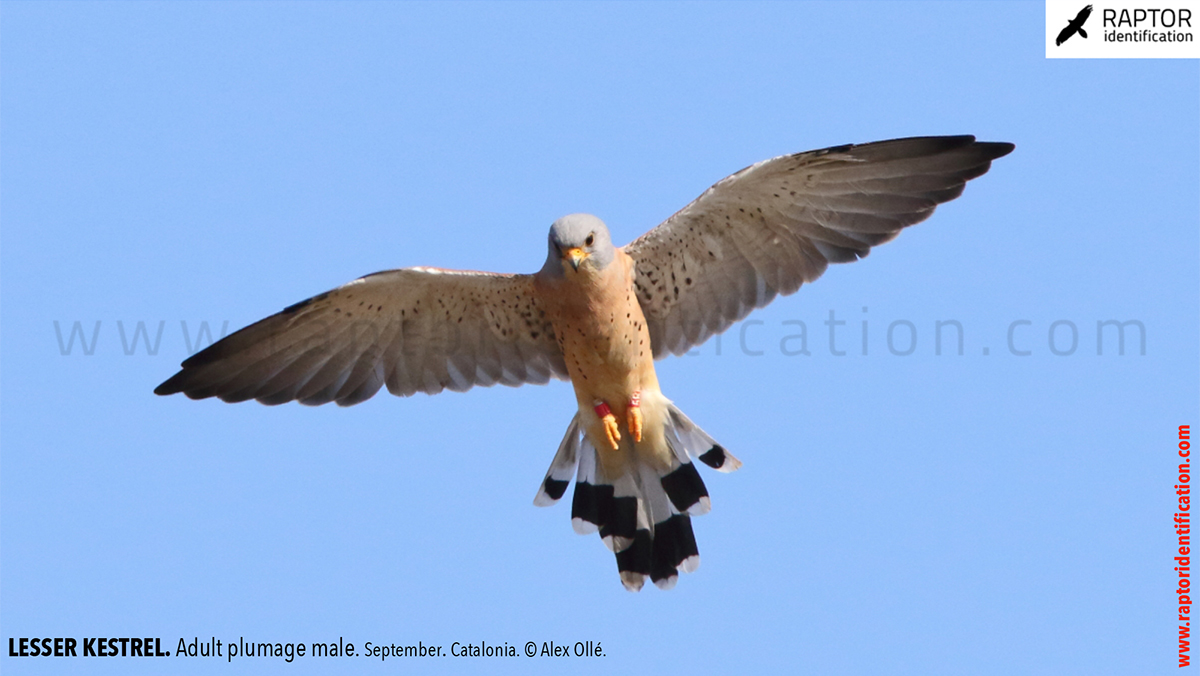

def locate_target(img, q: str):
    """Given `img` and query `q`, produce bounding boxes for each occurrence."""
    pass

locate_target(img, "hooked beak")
[563,247,588,271]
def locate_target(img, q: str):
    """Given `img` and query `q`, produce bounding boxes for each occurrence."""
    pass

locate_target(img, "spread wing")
[155,268,568,405]
[623,135,1014,358]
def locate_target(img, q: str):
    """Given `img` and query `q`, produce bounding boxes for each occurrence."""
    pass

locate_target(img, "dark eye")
[585,233,595,246]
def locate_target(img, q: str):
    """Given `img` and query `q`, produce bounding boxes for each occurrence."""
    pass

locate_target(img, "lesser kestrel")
[157,135,1014,591]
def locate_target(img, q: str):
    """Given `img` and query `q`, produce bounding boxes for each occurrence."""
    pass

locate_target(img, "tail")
[534,404,741,591]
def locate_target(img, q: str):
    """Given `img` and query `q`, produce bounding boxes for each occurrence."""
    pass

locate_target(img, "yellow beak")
[564,247,588,271]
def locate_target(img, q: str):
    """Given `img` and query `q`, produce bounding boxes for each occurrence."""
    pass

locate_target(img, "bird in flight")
[1056,4,1093,46]
[157,135,1014,591]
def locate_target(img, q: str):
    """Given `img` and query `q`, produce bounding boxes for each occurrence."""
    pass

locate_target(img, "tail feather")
[666,406,742,472]
[533,403,740,591]
[596,469,639,554]
[533,415,581,507]
[659,461,711,516]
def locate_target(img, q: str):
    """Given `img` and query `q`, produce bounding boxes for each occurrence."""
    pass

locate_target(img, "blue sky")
[1,2,1197,674]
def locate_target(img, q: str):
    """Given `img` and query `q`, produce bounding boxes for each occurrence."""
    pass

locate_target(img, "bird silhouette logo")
[1057,4,1093,46]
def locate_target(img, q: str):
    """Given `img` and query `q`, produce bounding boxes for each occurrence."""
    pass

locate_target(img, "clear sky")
[2,2,1197,675]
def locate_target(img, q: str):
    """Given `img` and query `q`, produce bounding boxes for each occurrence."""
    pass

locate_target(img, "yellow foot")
[628,407,643,443]
[600,413,621,450]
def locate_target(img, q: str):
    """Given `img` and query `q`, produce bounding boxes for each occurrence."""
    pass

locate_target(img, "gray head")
[541,213,615,277]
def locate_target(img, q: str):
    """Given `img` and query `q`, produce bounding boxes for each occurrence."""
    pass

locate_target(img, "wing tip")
[832,135,1015,163]
[154,372,189,397]
[980,140,1016,160]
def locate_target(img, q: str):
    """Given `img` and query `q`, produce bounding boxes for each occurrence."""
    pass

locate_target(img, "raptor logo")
[1057,4,1094,45]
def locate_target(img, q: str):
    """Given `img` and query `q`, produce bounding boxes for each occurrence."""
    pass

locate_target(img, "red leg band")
[628,391,641,408]
[594,402,612,418]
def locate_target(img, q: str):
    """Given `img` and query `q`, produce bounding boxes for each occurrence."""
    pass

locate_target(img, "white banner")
[1046,0,1200,58]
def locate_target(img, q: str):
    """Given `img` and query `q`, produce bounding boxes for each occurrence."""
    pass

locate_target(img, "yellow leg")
[628,407,643,443]
[627,390,643,443]
[600,413,621,450]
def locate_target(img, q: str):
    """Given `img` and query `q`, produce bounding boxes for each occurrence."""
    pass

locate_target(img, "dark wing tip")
[815,134,972,161]
[155,370,225,399]
[155,307,297,398]
[977,141,1016,160]
[824,135,1014,167]
[154,373,186,396]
